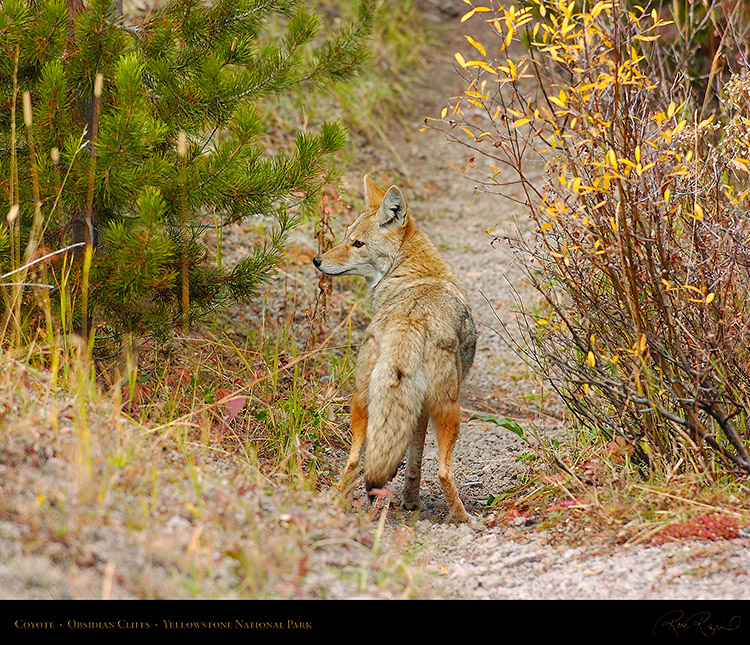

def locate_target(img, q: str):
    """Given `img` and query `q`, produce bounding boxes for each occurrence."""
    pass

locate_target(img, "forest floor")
[1,1,750,631]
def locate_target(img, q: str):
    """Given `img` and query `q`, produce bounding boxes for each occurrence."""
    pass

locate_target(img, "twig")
[0,242,85,281]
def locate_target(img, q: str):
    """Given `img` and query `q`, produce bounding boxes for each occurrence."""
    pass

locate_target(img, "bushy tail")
[364,332,427,492]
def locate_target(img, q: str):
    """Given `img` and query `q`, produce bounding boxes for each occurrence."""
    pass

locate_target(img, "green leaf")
[470,415,528,442]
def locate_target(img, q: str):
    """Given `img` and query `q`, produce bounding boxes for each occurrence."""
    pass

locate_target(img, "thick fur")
[313,176,477,523]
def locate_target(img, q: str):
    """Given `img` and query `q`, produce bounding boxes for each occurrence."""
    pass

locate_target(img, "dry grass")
[487,424,750,547]
[0,0,442,599]
[0,266,434,599]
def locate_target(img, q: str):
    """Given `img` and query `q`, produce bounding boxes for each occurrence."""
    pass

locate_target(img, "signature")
[654,610,742,638]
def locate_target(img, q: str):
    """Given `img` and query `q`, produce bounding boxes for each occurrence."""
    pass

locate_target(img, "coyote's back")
[313,175,477,523]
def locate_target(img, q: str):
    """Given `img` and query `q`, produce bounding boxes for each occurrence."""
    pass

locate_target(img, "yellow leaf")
[465,35,486,56]
[548,95,566,108]
[586,351,596,368]
[592,2,611,19]
[440,106,448,119]
[607,148,618,170]
[464,60,497,74]
[454,52,467,67]
[512,117,531,128]
[507,58,517,80]
[461,9,475,22]
[693,202,704,220]
[732,158,750,174]
[705,292,715,304]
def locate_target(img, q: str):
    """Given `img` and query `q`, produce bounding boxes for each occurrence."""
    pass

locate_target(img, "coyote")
[313,176,477,523]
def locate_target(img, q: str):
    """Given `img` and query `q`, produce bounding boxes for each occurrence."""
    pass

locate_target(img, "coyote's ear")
[363,175,385,209]
[378,186,408,230]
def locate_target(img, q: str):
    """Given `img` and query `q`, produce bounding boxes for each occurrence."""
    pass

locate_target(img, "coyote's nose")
[312,256,321,268]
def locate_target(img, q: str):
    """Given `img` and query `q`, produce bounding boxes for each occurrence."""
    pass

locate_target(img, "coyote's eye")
[352,240,365,248]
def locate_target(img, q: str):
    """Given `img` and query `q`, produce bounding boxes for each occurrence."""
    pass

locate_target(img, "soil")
[2,0,750,623]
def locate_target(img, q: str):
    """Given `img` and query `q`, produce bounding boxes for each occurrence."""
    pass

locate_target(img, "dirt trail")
[346,0,750,602]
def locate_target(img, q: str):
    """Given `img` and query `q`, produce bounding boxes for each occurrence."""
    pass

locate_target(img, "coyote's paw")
[465,515,483,531]
[400,496,422,512]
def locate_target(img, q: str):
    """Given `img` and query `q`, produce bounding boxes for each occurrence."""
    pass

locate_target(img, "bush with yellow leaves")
[430,0,750,477]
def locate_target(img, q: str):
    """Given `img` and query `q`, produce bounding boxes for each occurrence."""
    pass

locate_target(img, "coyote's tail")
[363,330,427,492]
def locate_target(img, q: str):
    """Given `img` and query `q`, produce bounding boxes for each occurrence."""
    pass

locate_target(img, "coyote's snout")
[313,175,477,524]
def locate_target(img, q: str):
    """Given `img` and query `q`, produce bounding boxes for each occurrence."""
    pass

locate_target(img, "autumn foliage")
[432,0,750,477]
[652,512,740,544]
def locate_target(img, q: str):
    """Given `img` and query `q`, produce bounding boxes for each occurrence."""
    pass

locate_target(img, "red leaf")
[223,395,247,421]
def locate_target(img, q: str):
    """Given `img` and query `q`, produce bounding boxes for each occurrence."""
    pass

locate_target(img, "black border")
[3,600,750,642]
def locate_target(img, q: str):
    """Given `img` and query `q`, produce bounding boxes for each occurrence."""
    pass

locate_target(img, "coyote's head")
[313,175,411,290]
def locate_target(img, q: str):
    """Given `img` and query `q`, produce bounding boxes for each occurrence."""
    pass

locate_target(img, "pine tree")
[0,0,374,344]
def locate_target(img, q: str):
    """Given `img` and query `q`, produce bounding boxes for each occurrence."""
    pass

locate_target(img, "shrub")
[429,0,750,476]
